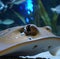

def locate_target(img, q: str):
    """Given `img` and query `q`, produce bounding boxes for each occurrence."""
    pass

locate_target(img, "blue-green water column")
[25,0,33,23]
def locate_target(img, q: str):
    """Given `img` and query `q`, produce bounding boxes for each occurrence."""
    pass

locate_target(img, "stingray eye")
[24,24,39,36]
[45,26,52,32]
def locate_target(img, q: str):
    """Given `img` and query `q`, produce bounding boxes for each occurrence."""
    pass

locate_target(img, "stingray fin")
[49,47,60,56]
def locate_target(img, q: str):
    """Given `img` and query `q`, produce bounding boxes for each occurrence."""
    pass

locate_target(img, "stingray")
[0,24,60,56]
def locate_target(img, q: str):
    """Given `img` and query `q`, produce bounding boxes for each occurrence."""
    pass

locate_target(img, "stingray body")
[0,24,60,56]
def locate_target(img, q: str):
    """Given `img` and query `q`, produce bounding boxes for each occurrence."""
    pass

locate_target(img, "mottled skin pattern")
[0,24,60,56]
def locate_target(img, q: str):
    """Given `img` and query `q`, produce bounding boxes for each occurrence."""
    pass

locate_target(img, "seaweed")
[11,9,26,24]
[37,0,59,34]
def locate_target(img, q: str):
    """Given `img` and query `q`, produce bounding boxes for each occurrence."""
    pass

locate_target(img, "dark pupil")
[26,25,31,32]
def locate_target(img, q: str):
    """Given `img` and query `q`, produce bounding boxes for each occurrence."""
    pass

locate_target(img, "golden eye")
[30,26,39,36]
[24,24,39,36]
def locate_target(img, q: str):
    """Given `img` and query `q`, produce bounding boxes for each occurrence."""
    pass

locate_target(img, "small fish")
[0,1,4,11]
[0,19,14,25]
[0,0,25,12]
[6,0,25,9]
[2,19,14,25]
[0,1,8,12]
[12,0,25,5]
[7,0,25,5]
[51,5,60,14]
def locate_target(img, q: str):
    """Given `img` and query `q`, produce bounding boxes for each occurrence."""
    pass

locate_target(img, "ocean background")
[0,0,60,58]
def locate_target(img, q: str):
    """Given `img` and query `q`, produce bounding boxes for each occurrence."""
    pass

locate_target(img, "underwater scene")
[0,0,60,58]
[0,0,60,36]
